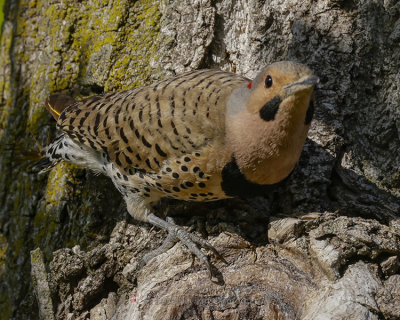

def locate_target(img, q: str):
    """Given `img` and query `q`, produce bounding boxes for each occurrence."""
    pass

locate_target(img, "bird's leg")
[137,232,178,269]
[139,213,222,277]
[164,216,224,262]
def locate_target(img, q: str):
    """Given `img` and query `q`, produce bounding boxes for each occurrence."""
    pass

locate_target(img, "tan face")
[225,61,319,185]
[246,61,316,117]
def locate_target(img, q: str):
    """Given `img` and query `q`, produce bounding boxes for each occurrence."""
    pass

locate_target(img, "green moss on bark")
[0,1,165,318]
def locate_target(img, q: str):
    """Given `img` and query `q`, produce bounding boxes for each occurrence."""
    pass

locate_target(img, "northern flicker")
[38,61,318,277]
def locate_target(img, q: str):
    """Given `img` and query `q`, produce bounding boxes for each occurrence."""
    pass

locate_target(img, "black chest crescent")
[220,157,290,198]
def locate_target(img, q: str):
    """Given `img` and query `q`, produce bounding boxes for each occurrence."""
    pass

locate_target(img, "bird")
[37,61,318,277]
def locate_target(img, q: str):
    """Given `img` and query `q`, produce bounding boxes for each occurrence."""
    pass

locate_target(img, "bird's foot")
[138,213,224,278]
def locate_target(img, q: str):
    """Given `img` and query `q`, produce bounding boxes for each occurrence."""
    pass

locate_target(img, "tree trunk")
[0,0,399,319]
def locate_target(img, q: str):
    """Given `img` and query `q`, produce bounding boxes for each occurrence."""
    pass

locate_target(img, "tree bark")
[0,0,399,319]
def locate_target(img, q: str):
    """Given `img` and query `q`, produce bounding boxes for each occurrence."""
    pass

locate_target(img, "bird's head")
[226,61,319,185]
[227,61,318,120]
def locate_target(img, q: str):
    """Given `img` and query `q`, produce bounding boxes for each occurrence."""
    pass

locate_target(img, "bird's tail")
[16,142,56,174]
[29,93,77,172]
[31,156,54,173]
[30,135,66,173]
[45,93,76,121]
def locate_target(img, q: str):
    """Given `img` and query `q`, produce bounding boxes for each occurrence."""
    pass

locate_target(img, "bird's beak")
[283,75,319,97]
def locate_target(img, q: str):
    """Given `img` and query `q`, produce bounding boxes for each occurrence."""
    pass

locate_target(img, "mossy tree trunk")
[0,0,399,319]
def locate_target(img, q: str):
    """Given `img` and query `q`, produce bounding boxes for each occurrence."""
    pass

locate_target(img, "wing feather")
[57,69,248,174]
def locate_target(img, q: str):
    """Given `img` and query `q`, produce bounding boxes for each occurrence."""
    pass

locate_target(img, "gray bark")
[0,0,399,319]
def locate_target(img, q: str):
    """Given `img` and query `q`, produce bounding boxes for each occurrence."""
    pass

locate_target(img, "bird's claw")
[138,213,223,278]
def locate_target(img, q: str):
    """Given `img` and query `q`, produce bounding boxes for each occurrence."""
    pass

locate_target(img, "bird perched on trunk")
[37,61,318,277]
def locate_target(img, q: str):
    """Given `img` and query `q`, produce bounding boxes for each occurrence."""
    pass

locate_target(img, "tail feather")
[45,93,76,120]
[30,156,56,173]
[25,94,76,172]
[29,135,65,173]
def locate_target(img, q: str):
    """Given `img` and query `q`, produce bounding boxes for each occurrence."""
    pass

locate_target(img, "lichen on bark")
[0,1,164,319]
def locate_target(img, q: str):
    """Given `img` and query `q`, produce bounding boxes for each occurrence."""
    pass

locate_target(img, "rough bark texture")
[0,0,399,319]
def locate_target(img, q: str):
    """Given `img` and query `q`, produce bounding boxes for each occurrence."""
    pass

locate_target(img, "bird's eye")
[265,75,273,88]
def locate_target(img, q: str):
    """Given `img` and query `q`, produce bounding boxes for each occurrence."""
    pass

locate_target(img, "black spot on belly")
[305,99,314,125]
[185,181,194,187]
[221,157,290,198]
[259,96,281,121]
